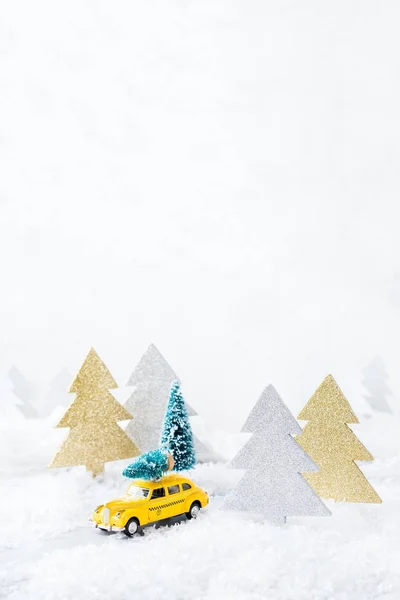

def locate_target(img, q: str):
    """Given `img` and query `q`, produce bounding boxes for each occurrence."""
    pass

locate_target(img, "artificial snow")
[0,413,399,599]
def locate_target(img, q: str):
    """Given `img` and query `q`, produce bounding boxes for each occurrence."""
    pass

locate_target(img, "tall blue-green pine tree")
[160,381,196,471]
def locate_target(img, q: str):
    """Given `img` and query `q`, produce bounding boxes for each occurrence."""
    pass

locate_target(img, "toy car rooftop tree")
[123,381,196,481]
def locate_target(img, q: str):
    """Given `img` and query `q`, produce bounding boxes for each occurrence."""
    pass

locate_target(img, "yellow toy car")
[92,474,209,536]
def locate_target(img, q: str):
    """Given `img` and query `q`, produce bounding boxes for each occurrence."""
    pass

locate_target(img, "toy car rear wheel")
[186,501,201,520]
[124,518,140,537]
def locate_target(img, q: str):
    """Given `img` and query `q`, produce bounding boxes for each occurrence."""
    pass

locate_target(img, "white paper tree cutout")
[223,385,331,524]
[8,367,38,418]
[0,372,22,418]
[41,368,73,417]
[124,344,217,460]
[362,356,392,414]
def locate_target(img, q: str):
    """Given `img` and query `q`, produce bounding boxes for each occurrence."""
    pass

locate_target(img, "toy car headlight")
[115,510,125,518]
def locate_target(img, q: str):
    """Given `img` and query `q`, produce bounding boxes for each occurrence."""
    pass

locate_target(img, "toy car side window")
[168,485,180,495]
[150,487,165,500]
[182,483,192,491]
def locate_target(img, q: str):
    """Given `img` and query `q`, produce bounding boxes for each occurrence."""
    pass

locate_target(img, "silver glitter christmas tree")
[124,344,216,460]
[362,356,393,414]
[223,385,331,524]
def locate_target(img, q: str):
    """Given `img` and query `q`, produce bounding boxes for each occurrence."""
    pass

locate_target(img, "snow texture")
[362,356,393,414]
[223,385,331,524]
[0,411,397,600]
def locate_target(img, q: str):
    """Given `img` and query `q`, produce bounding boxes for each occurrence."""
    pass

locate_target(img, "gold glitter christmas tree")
[297,374,381,503]
[50,348,139,476]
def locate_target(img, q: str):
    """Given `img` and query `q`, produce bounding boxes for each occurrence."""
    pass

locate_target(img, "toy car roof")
[127,473,193,489]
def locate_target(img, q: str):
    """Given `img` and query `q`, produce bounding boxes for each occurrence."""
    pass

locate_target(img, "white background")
[1,1,400,426]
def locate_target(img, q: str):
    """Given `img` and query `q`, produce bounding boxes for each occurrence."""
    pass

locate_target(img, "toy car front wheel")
[186,501,201,520]
[124,518,140,537]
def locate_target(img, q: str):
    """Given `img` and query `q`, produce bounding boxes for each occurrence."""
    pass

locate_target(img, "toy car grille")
[103,507,110,524]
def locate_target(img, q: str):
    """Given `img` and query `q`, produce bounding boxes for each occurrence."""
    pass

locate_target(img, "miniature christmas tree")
[160,381,196,471]
[362,356,392,414]
[223,385,330,524]
[50,348,139,476]
[8,367,38,418]
[123,448,174,480]
[124,344,215,461]
[297,374,382,503]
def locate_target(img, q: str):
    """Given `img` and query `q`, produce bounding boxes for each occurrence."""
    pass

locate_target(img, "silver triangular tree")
[223,385,331,524]
[361,356,392,414]
[8,367,38,419]
[124,344,214,459]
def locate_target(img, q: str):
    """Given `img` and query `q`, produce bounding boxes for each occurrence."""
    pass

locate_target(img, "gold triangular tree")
[297,374,381,503]
[50,348,139,476]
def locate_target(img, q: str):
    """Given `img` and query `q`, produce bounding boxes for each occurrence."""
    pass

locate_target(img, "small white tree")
[0,372,22,418]
[223,385,331,524]
[41,368,73,417]
[124,344,217,460]
[8,367,37,419]
[362,356,392,414]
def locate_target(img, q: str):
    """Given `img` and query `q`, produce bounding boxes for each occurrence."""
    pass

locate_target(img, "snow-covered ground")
[1,413,399,599]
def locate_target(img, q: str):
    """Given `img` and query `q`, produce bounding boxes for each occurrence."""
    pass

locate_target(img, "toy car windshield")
[126,485,150,499]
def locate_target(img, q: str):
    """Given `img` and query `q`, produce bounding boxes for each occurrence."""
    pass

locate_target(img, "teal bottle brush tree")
[123,448,172,480]
[123,381,196,480]
[160,380,196,471]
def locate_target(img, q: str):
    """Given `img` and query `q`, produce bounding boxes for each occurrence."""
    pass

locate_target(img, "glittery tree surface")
[124,344,179,452]
[124,344,215,461]
[160,381,196,471]
[297,374,382,503]
[223,385,331,524]
[49,348,139,476]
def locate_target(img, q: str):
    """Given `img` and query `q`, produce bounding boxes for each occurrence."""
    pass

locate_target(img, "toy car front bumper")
[94,523,124,532]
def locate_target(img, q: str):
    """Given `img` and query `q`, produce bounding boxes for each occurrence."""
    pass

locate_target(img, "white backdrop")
[1,1,400,428]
